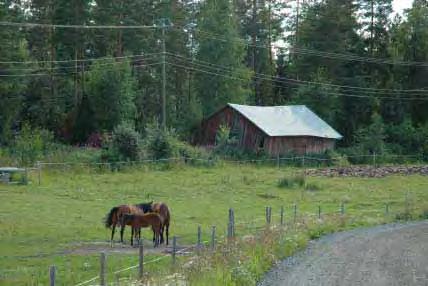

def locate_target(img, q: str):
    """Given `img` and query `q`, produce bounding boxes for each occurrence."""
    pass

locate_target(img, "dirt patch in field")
[258,220,428,286]
[306,165,428,177]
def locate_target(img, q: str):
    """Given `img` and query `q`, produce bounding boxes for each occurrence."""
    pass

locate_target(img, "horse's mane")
[136,201,153,213]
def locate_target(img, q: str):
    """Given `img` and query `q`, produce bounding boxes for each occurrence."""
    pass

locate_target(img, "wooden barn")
[195,103,343,156]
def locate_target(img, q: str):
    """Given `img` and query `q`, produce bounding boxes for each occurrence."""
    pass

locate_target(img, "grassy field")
[0,162,427,285]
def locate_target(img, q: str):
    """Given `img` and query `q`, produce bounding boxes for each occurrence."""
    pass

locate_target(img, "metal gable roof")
[228,103,343,139]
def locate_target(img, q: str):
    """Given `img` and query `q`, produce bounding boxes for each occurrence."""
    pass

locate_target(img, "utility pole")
[162,24,166,130]
[157,18,171,130]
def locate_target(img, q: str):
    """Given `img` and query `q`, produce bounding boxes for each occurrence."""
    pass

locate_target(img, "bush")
[214,124,240,157]
[12,123,54,166]
[143,121,216,165]
[175,141,217,166]
[101,124,141,162]
[144,122,176,160]
[112,124,140,161]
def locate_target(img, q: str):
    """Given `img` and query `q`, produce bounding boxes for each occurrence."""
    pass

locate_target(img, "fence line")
[36,153,424,167]
[15,195,423,285]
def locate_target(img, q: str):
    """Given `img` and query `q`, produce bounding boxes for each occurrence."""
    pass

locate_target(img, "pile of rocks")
[305,165,428,178]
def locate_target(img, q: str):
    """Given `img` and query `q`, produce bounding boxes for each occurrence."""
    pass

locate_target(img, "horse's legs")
[120,225,125,243]
[166,223,169,245]
[154,229,159,247]
[110,225,116,247]
[130,227,134,246]
[160,225,164,244]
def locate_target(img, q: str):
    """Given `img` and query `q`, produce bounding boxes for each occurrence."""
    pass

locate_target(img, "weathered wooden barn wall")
[264,136,335,156]
[197,106,265,151]
[196,106,336,156]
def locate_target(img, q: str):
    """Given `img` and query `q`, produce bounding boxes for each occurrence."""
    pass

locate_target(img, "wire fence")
[2,152,426,186]
[50,197,425,286]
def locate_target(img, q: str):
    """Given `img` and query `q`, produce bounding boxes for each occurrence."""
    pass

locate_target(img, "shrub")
[143,122,176,160]
[112,124,140,161]
[175,141,216,166]
[214,124,239,156]
[101,124,141,162]
[12,123,53,166]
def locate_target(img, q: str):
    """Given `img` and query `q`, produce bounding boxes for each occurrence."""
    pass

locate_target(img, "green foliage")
[351,113,386,157]
[292,68,340,125]
[385,120,428,156]
[214,124,238,155]
[143,122,177,160]
[12,123,53,166]
[1,0,428,161]
[196,0,251,116]
[0,1,28,145]
[110,124,141,161]
[86,59,137,132]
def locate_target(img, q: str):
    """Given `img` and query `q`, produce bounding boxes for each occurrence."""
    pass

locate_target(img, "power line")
[166,61,428,101]
[0,55,161,73]
[0,21,157,29]
[166,52,428,95]
[0,62,162,78]
[173,24,428,68]
[0,52,163,65]
[291,48,428,67]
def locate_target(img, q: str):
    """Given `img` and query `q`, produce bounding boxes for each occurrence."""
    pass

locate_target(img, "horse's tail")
[104,206,119,228]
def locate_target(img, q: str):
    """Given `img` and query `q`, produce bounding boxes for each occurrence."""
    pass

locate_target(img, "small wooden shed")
[195,103,343,156]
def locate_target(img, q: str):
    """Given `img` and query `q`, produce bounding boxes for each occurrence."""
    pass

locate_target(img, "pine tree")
[0,1,28,144]
[86,59,137,132]
[195,0,251,116]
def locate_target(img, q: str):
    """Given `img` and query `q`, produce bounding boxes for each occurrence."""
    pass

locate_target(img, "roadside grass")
[0,163,427,285]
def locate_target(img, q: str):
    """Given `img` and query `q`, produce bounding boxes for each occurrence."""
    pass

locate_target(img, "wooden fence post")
[318,205,321,219]
[293,204,297,224]
[211,225,216,250]
[172,236,177,264]
[340,202,345,216]
[373,152,376,167]
[197,225,202,252]
[100,252,106,286]
[49,265,55,286]
[280,206,284,225]
[37,161,41,186]
[385,203,389,216]
[228,208,235,238]
[268,207,272,224]
[232,208,235,237]
[138,243,144,280]
[265,206,269,224]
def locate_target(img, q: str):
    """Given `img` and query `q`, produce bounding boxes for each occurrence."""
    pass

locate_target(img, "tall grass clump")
[278,174,306,188]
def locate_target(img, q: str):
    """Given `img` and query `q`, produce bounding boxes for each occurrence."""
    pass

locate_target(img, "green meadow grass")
[0,163,427,285]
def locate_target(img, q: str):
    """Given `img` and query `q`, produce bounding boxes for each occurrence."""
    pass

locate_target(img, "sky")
[393,0,413,15]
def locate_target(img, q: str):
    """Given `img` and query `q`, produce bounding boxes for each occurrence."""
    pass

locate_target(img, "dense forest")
[1,0,428,160]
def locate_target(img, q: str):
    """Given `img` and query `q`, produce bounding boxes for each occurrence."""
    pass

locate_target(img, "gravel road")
[258,221,428,286]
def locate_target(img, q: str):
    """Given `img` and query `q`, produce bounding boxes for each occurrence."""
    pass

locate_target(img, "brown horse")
[121,213,162,247]
[104,202,152,244]
[151,202,171,245]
